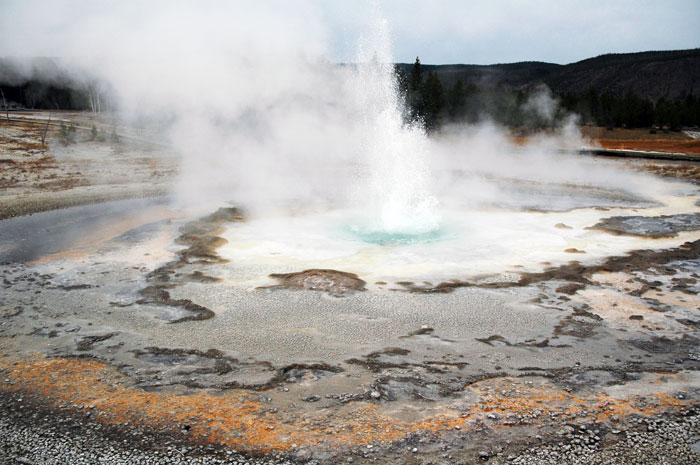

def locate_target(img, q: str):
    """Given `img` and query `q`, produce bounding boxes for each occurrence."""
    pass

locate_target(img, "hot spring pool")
[216,184,700,289]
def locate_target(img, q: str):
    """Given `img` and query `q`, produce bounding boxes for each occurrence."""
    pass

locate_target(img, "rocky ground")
[0,390,295,465]
[1,387,698,465]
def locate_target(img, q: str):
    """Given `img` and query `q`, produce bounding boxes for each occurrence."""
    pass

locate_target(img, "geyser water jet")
[351,14,440,239]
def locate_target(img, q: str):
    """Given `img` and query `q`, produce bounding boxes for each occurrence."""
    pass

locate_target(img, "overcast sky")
[323,0,700,64]
[1,0,699,65]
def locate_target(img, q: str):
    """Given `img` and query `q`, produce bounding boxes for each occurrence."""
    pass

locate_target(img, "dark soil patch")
[265,269,366,295]
[131,346,344,391]
[553,304,603,339]
[76,332,118,351]
[588,213,700,238]
[410,240,700,294]
[137,286,215,323]
[556,283,586,295]
[627,335,700,354]
[138,207,244,323]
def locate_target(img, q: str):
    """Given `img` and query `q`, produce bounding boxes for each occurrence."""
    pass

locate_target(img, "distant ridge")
[2,49,699,111]
[397,48,700,101]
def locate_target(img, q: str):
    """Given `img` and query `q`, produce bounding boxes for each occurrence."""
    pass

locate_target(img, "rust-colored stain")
[0,357,407,452]
[0,356,695,454]
[512,127,700,156]
[596,139,700,155]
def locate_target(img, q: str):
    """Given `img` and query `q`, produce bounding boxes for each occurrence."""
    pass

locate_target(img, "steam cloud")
[1,1,672,227]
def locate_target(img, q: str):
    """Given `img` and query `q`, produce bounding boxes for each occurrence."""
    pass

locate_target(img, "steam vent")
[2,2,700,464]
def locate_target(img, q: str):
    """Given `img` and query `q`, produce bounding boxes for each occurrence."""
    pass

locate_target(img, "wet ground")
[0,197,173,263]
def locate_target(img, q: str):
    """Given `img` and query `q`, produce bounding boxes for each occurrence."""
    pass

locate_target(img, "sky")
[1,0,699,65]
[322,0,700,64]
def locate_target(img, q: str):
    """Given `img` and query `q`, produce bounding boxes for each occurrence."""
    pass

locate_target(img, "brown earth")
[266,269,367,295]
[581,127,700,155]
[513,127,700,155]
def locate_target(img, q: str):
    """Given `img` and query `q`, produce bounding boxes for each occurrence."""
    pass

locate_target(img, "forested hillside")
[396,50,700,130]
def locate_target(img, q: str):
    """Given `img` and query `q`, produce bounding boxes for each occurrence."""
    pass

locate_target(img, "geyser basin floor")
[2,171,700,464]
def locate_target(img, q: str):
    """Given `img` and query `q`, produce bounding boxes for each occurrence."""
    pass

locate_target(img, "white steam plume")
[0,1,676,227]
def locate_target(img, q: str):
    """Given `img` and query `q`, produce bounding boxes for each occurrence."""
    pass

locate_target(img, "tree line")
[396,57,700,131]
[3,56,699,131]
[559,89,700,131]
[0,80,109,113]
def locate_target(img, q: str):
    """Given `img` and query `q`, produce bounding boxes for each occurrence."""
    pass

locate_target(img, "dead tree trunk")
[88,88,95,113]
[0,88,9,122]
[41,113,52,146]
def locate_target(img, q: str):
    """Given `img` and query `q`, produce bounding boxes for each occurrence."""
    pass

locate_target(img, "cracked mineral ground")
[1,115,700,464]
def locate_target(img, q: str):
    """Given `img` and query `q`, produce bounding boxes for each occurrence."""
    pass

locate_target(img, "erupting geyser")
[210,10,700,285]
[350,15,440,241]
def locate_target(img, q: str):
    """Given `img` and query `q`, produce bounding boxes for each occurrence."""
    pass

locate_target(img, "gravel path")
[2,389,699,464]
[506,412,700,465]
